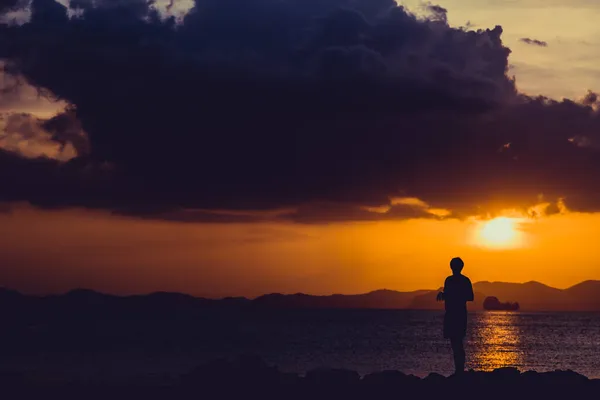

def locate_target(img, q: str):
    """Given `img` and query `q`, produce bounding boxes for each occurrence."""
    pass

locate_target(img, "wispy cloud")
[520,37,548,47]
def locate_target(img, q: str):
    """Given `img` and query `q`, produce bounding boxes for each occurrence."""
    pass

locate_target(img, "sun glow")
[477,217,523,248]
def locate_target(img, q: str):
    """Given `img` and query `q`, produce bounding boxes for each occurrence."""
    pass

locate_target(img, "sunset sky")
[1,0,600,297]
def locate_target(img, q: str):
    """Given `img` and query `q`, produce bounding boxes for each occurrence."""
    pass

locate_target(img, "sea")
[219,310,600,378]
[3,310,600,379]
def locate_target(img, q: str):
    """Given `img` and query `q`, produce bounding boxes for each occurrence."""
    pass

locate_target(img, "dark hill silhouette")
[2,280,600,312]
[408,289,487,310]
[473,281,563,310]
[409,280,600,311]
[563,280,600,311]
[0,287,23,301]
[253,289,429,309]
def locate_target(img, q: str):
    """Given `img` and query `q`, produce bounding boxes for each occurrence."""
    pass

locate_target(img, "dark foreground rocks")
[2,355,599,400]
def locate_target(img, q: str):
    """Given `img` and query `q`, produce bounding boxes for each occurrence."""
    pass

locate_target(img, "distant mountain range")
[2,280,600,312]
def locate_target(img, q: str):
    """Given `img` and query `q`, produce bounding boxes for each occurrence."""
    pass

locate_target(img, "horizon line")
[2,279,599,300]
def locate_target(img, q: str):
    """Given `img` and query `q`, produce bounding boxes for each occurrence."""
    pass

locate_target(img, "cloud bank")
[0,0,599,222]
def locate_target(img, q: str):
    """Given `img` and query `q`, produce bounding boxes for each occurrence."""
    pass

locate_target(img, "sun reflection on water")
[470,312,524,371]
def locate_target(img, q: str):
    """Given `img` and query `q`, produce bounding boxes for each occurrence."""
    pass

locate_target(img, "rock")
[183,358,231,384]
[278,372,302,385]
[490,367,521,380]
[33,356,600,400]
[305,368,360,385]
[521,370,543,383]
[182,355,280,388]
[0,371,27,387]
[233,354,279,376]
[548,369,588,384]
[423,372,446,384]
[361,370,410,386]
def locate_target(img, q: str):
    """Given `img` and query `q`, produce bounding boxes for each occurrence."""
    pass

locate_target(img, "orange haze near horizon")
[1,203,599,298]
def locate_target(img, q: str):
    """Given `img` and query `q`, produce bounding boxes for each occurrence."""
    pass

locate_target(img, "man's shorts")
[443,311,467,339]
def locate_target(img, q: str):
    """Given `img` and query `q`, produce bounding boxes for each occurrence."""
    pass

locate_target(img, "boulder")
[305,368,360,385]
[490,367,521,381]
[362,370,411,386]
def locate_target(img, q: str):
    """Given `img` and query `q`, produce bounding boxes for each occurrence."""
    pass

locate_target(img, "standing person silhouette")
[436,257,474,375]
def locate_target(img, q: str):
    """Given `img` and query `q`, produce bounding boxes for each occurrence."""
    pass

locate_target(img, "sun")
[477,217,521,248]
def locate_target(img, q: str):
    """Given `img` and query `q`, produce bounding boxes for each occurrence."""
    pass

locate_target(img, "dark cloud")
[40,110,90,156]
[424,3,447,23]
[0,0,22,14]
[0,0,598,222]
[520,37,548,47]
[581,90,599,107]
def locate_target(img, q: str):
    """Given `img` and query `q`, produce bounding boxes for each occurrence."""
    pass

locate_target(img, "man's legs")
[450,336,465,374]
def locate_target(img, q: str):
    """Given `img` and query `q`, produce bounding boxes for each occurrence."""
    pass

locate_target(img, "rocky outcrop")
[2,357,599,400]
[483,296,520,310]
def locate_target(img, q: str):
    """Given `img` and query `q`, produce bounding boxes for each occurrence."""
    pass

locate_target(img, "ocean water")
[3,310,600,379]
[228,310,600,378]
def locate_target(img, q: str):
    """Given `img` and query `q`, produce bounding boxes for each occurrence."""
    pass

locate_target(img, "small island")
[483,296,520,311]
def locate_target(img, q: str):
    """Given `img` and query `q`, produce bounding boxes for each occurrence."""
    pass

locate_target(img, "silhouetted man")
[437,257,474,375]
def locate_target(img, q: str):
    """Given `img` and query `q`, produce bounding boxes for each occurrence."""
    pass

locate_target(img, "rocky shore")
[2,355,599,400]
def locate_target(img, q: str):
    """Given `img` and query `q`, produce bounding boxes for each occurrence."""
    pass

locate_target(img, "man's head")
[450,257,464,274]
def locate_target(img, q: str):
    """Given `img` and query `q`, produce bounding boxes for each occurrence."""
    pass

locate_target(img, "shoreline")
[3,356,599,399]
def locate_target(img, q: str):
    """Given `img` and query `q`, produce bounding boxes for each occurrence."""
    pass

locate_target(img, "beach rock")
[423,372,446,384]
[361,370,411,386]
[490,367,521,380]
[182,355,280,387]
[545,369,588,384]
[305,368,360,385]
[5,356,600,400]
[233,354,280,379]
[0,371,27,388]
[183,358,230,383]
[521,370,542,382]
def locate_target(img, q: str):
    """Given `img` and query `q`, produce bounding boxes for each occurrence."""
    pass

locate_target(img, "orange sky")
[2,0,600,297]
[1,203,598,297]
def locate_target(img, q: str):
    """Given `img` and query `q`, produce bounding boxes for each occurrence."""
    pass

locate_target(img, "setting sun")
[478,217,521,248]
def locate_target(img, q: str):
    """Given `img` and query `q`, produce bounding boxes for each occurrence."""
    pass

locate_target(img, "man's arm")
[466,278,474,302]
[436,278,448,302]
